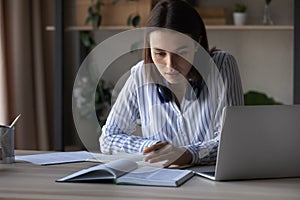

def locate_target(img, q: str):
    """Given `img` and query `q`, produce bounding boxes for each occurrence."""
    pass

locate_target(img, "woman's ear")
[194,36,202,52]
[198,36,202,44]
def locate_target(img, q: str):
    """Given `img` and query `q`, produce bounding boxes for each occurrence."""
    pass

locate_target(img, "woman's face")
[149,30,196,84]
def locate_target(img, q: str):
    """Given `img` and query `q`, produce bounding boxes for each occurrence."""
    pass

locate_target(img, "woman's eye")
[155,52,166,57]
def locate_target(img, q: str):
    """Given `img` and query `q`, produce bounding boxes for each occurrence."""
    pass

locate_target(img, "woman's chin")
[165,75,185,85]
[167,77,186,85]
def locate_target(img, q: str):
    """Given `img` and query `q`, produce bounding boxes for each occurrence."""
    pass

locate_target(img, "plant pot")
[233,12,247,25]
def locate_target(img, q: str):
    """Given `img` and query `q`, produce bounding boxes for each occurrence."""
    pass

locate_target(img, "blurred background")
[0,0,298,151]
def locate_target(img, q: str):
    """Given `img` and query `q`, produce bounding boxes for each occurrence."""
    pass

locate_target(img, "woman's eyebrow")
[153,46,189,52]
[152,48,165,51]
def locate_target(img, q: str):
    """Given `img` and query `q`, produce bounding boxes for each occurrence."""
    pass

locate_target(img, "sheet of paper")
[87,152,145,163]
[16,150,179,168]
[15,151,93,165]
[88,152,168,168]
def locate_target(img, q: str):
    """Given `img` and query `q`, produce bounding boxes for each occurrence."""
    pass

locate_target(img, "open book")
[56,159,194,187]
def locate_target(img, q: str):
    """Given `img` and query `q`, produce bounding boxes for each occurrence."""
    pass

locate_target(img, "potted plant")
[233,3,247,25]
[244,90,282,105]
[79,0,114,125]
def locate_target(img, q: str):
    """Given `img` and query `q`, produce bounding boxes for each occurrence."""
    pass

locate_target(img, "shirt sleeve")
[100,64,160,154]
[186,52,244,165]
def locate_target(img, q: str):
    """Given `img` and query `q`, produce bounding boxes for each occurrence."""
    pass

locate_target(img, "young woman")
[100,0,244,167]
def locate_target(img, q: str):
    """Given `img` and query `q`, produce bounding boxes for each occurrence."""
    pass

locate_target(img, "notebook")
[56,159,193,187]
[192,105,300,181]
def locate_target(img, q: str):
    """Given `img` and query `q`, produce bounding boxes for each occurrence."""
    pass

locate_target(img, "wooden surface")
[0,150,300,200]
[75,0,153,27]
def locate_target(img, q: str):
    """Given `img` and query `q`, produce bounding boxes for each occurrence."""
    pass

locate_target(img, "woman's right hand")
[143,141,192,167]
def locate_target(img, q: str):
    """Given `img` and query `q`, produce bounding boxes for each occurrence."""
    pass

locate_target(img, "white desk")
[0,150,299,200]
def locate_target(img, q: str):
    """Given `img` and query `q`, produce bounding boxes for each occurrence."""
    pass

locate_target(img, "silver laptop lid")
[214,105,300,181]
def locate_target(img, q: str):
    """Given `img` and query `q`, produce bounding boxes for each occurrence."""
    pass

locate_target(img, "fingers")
[144,144,173,161]
[161,149,191,168]
[146,151,173,163]
[143,142,189,167]
[143,141,169,154]
[145,151,183,168]
[144,146,191,167]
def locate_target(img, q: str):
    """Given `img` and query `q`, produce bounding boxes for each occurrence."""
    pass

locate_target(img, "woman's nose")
[166,53,176,69]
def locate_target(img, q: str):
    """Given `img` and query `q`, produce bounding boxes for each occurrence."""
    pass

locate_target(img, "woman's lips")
[165,72,179,76]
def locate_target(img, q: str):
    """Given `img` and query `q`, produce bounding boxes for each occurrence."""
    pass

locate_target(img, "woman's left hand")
[143,141,192,167]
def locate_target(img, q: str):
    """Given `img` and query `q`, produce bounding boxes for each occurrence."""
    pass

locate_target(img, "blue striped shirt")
[100,51,244,165]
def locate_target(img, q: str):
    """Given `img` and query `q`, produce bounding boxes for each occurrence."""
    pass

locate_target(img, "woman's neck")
[169,82,187,106]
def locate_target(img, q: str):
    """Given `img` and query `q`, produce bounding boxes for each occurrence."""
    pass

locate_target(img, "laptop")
[191,105,300,181]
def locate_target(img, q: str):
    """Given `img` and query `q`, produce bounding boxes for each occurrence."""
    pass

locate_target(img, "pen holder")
[0,125,15,164]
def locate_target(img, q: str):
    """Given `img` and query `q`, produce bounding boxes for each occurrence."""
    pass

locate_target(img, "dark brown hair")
[144,0,208,83]
[144,0,209,65]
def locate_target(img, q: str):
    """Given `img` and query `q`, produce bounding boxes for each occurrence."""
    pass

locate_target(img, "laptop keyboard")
[201,171,215,176]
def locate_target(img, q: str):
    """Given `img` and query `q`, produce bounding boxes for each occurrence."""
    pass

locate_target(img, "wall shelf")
[206,25,293,31]
[46,25,294,32]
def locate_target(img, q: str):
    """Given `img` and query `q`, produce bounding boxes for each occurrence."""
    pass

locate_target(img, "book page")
[56,164,114,182]
[87,152,144,163]
[116,166,193,187]
[105,159,138,177]
[121,166,188,181]
[56,159,138,182]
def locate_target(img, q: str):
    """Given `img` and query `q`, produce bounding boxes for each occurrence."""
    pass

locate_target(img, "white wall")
[198,0,293,25]
[207,29,294,104]
[200,0,294,105]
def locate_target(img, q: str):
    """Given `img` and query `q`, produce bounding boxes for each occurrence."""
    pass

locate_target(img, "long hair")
[144,0,208,83]
[144,0,209,65]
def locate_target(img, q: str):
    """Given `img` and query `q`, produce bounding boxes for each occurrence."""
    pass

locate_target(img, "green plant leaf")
[235,3,247,13]
[97,15,102,27]
[86,0,102,28]
[85,16,92,25]
[89,36,96,47]
[244,91,282,105]
[80,33,92,47]
[132,15,141,27]
[112,0,120,5]
[95,1,102,10]
[128,14,140,27]
[92,14,101,28]
[80,32,96,47]
[88,7,94,15]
